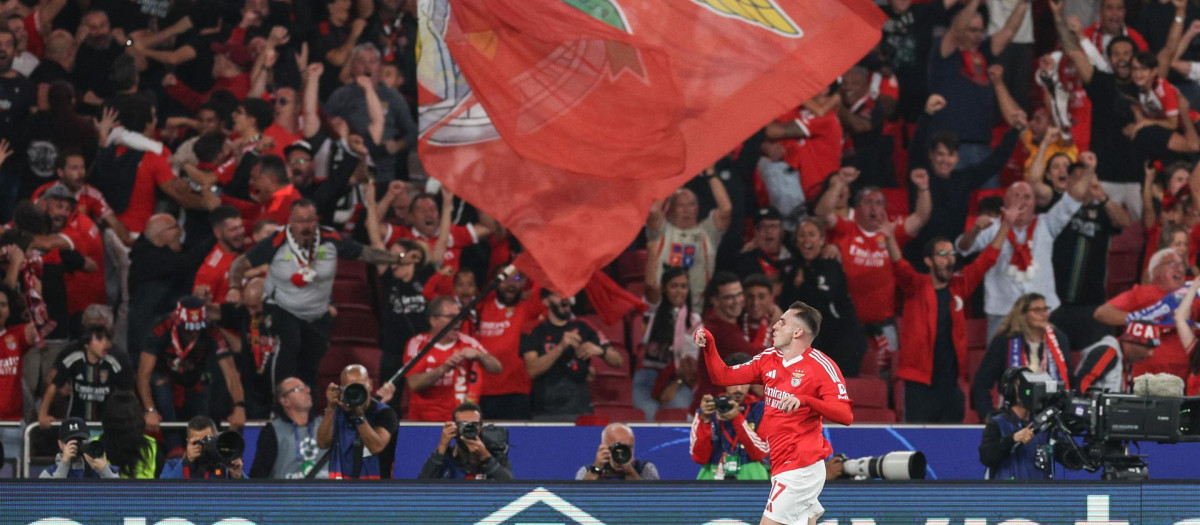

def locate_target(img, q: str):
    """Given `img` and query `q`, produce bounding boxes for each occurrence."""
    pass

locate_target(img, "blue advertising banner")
[3,482,1200,524]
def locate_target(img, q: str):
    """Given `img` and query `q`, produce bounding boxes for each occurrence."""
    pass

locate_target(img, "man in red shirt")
[405,297,502,422]
[32,152,132,247]
[889,208,1012,422]
[814,167,932,374]
[473,271,543,420]
[193,206,246,305]
[32,183,107,332]
[696,272,760,409]
[1095,248,1197,379]
[383,193,495,270]
[695,301,852,525]
[220,155,303,231]
[0,293,38,460]
[768,88,845,202]
[1083,0,1150,57]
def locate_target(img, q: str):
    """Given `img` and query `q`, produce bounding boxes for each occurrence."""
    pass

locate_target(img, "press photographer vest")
[987,410,1052,480]
[330,400,386,479]
[269,415,326,479]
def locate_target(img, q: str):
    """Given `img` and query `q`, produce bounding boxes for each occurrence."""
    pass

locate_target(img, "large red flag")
[419,0,884,295]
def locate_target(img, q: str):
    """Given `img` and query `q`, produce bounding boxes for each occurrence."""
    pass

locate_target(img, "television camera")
[1014,371,1200,479]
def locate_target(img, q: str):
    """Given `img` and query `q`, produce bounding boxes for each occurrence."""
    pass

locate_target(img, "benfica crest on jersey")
[791,370,804,387]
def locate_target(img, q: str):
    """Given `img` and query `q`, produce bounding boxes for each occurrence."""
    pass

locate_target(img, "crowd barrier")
[17,422,1200,480]
[3,481,1200,523]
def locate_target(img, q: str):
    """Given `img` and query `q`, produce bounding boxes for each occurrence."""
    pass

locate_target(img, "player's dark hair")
[787,301,822,339]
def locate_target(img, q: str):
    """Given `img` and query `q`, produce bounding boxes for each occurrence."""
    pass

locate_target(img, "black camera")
[609,442,632,465]
[457,421,480,441]
[340,383,369,409]
[83,439,105,459]
[715,395,735,414]
[197,431,245,470]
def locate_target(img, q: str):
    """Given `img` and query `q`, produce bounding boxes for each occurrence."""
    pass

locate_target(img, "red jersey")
[383,223,478,270]
[776,108,843,201]
[116,146,175,233]
[222,184,303,233]
[473,296,543,396]
[33,182,114,221]
[194,243,238,304]
[703,334,851,475]
[1137,78,1180,120]
[693,313,760,410]
[1083,24,1150,54]
[262,123,302,159]
[405,332,490,422]
[1106,284,1199,379]
[0,323,33,420]
[58,212,105,316]
[827,215,912,324]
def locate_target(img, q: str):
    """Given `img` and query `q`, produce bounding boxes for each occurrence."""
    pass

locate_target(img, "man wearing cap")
[137,294,245,442]
[32,151,133,247]
[735,207,794,281]
[1095,248,1199,380]
[40,417,118,478]
[1075,322,1160,393]
[285,139,366,223]
[32,182,107,335]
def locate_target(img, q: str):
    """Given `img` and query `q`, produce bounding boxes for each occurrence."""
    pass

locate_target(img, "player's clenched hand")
[779,395,805,413]
[693,328,707,347]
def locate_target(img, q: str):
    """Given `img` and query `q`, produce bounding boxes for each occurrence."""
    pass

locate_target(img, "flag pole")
[386,263,518,386]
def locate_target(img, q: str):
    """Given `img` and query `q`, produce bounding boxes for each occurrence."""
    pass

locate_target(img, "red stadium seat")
[851,406,896,423]
[579,314,626,350]
[966,318,989,351]
[331,305,380,346]
[617,250,648,285]
[592,404,646,423]
[655,408,691,422]
[332,280,374,309]
[575,414,609,427]
[844,377,888,408]
[336,260,369,283]
[590,375,633,405]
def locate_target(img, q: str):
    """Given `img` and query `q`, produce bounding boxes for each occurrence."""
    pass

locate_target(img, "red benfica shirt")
[473,296,543,396]
[0,324,32,420]
[776,107,843,201]
[709,345,850,475]
[193,243,238,304]
[827,215,912,324]
[404,332,490,422]
[383,223,478,270]
[58,212,106,316]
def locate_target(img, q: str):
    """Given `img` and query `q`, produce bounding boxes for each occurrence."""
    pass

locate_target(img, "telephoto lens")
[340,383,369,409]
[457,421,480,440]
[83,439,106,459]
[609,443,632,465]
[715,395,734,414]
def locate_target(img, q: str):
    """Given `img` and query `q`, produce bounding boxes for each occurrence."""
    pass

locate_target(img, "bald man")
[213,277,275,419]
[576,423,660,480]
[317,364,398,479]
[128,214,217,359]
[957,173,1096,339]
[30,30,75,111]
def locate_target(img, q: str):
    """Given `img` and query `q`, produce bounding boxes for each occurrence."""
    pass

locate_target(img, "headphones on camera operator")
[1001,366,1033,407]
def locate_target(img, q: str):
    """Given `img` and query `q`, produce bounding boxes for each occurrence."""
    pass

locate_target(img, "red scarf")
[1007,217,1037,271]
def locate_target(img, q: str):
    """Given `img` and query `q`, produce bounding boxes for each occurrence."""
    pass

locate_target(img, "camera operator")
[418,402,513,480]
[690,353,769,480]
[575,423,659,480]
[979,367,1064,480]
[1075,322,1162,393]
[40,418,119,478]
[316,364,397,479]
[249,377,328,479]
[161,416,245,479]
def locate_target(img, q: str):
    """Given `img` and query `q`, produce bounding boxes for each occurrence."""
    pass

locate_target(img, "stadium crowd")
[2,0,1200,480]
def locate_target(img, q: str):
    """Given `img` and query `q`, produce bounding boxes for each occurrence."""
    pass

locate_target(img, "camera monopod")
[304,263,518,479]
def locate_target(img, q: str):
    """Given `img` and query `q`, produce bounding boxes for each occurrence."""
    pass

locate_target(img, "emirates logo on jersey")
[791,370,804,387]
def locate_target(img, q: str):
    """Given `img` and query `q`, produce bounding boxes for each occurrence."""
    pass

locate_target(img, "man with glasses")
[475,269,543,420]
[694,272,759,409]
[407,296,502,421]
[250,377,328,479]
[523,289,621,421]
[227,199,409,389]
[887,206,1013,422]
[1095,249,1198,380]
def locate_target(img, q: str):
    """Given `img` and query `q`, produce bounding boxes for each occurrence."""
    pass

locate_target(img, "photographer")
[40,418,119,478]
[161,416,245,479]
[418,402,513,480]
[979,367,1062,480]
[249,377,328,479]
[316,364,397,479]
[689,353,769,480]
[575,423,659,480]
